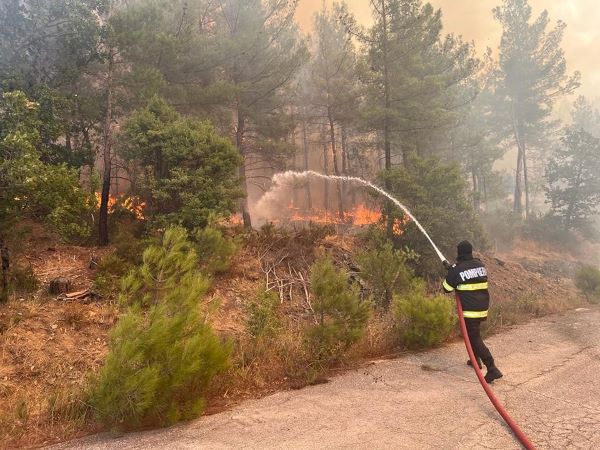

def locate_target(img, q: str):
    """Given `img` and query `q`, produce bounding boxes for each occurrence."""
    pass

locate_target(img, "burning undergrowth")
[250,170,405,234]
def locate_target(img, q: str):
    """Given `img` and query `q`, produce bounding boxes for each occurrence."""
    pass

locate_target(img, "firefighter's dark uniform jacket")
[442,258,489,319]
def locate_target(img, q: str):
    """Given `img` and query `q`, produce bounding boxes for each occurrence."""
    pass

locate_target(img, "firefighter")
[442,240,503,384]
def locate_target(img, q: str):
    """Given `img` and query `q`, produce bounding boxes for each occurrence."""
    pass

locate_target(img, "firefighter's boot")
[466,356,482,369]
[482,357,503,383]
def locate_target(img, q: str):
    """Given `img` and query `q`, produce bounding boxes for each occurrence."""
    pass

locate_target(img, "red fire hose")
[455,293,536,449]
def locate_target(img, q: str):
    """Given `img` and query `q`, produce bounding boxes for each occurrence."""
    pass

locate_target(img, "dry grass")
[348,312,398,359]
[0,231,591,449]
[0,298,118,449]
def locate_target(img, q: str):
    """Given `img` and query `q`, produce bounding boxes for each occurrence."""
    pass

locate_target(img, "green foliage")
[89,226,230,428]
[493,0,580,214]
[481,209,523,251]
[572,96,600,138]
[119,226,210,309]
[392,280,456,349]
[11,264,39,294]
[545,127,600,231]
[93,254,131,299]
[119,96,242,231]
[357,231,416,308]
[305,2,359,130]
[575,265,600,304]
[361,0,479,162]
[0,0,103,89]
[0,91,94,242]
[484,292,547,333]
[94,226,157,298]
[381,157,485,277]
[31,164,95,242]
[194,226,239,275]
[111,225,154,266]
[245,290,282,340]
[307,257,370,362]
[521,213,570,246]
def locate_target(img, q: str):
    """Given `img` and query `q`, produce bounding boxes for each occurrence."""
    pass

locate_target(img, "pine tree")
[90,227,230,427]
[307,2,360,218]
[571,96,600,137]
[308,256,370,361]
[493,0,580,218]
[362,0,479,166]
[119,96,242,231]
[216,0,307,228]
[545,128,600,232]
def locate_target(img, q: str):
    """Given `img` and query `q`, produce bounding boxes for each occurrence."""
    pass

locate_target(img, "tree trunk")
[513,145,523,215]
[482,175,488,207]
[301,117,312,210]
[98,51,114,247]
[82,126,95,193]
[322,124,329,212]
[381,0,391,172]
[341,126,349,207]
[236,112,252,228]
[0,236,9,302]
[380,0,394,237]
[511,104,524,216]
[470,147,480,212]
[290,113,299,208]
[328,111,345,219]
[341,126,348,175]
[472,169,480,213]
[521,139,530,219]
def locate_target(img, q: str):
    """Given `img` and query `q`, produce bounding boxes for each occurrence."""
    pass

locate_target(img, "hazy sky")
[296,1,600,100]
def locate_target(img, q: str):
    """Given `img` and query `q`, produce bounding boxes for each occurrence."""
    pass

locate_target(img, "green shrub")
[89,227,230,428]
[484,293,547,333]
[307,257,370,363]
[93,254,131,298]
[393,280,456,349]
[575,265,600,304]
[357,235,416,308]
[481,209,523,251]
[380,157,486,278]
[522,213,569,246]
[245,290,282,339]
[11,264,39,293]
[93,225,152,298]
[194,226,239,275]
[38,165,95,243]
[111,225,153,265]
[118,96,243,232]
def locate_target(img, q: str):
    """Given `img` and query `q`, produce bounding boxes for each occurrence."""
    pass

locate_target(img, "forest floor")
[0,229,587,449]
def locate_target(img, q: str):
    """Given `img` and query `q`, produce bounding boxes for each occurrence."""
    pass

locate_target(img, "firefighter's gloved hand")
[442,260,452,270]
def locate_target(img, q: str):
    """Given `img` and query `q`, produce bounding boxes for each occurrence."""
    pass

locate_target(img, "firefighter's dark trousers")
[465,318,495,368]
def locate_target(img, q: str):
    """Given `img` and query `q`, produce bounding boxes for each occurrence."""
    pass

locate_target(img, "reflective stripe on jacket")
[442,257,490,319]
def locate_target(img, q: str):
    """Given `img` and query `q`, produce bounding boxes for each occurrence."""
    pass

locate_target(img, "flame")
[226,214,244,226]
[288,204,377,225]
[95,193,145,220]
[286,203,406,235]
[227,203,406,235]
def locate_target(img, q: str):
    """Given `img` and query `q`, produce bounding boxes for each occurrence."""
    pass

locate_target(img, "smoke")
[254,171,449,262]
[252,171,313,225]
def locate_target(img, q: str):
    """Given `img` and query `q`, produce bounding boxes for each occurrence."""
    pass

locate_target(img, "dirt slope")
[0,233,584,448]
[52,307,600,450]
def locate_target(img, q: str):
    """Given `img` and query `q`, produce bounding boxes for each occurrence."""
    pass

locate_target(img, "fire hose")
[454,291,536,449]
[271,172,537,448]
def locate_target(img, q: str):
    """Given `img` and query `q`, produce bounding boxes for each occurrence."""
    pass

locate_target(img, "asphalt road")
[53,307,600,450]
